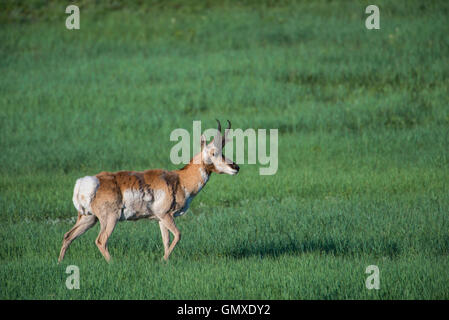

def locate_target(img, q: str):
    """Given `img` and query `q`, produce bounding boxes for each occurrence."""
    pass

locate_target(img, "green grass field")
[1,0,449,299]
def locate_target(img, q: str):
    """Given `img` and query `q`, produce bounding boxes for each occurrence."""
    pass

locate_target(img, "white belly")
[120,188,159,221]
[120,189,142,220]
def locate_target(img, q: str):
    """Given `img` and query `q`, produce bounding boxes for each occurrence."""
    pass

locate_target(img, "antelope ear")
[200,134,207,151]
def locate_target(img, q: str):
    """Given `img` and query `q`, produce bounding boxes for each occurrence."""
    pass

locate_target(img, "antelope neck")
[177,161,211,196]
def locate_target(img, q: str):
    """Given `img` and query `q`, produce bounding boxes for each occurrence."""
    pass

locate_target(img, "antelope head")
[200,120,239,175]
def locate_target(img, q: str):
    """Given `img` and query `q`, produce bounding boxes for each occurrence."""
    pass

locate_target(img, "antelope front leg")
[159,221,170,261]
[159,215,181,261]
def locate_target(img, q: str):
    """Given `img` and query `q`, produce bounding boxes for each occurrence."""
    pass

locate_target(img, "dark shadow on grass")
[227,238,401,259]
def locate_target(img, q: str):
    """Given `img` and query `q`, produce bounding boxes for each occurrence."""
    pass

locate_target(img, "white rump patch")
[72,176,100,215]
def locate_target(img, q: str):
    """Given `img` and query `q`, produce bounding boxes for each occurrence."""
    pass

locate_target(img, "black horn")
[216,119,222,134]
[213,119,222,148]
[222,120,231,147]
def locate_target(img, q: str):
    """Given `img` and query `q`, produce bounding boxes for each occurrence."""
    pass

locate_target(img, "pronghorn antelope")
[58,120,239,262]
